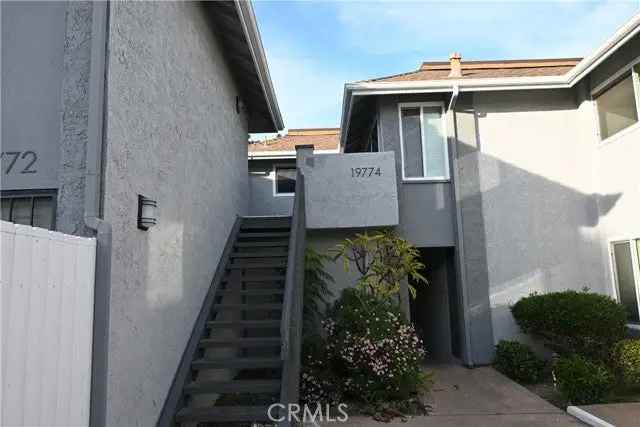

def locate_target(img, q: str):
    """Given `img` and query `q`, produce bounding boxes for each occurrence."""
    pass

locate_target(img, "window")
[274,166,296,196]
[611,239,640,325]
[398,103,449,180]
[1,191,56,230]
[595,62,640,141]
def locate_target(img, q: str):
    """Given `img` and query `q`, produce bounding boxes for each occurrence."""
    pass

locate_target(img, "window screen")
[596,74,639,140]
[1,192,56,229]
[275,166,296,195]
[400,105,448,180]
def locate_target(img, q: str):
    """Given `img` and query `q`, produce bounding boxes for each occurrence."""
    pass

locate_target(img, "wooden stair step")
[213,303,282,310]
[226,260,287,269]
[176,406,272,422]
[207,319,281,328]
[216,288,284,296]
[199,337,281,348]
[238,232,290,239]
[184,379,281,395]
[191,357,281,370]
[223,275,286,283]
[231,252,287,258]
[235,241,289,248]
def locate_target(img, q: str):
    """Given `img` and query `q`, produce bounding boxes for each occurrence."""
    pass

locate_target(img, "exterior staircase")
[162,215,302,426]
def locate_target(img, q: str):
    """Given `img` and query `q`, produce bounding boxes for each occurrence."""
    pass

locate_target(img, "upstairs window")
[274,165,296,196]
[398,102,449,181]
[595,63,640,141]
[1,191,56,230]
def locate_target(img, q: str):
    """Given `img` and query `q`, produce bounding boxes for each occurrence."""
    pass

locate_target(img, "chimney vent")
[448,52,462,78]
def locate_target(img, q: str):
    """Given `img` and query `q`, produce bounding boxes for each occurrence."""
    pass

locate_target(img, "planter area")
[494,291,640,409]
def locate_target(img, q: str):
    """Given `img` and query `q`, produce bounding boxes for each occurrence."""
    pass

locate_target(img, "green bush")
[555,355,613,405]
[612,339,640,388]
[511,291,627,360]
[494,340,545,384]
[321,288,429,404]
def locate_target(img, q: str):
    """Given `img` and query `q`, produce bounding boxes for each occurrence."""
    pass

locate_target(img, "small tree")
[303,248,334,336]
[331,230,427,299]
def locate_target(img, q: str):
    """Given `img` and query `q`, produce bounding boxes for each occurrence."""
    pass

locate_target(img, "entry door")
[611,240,640,325]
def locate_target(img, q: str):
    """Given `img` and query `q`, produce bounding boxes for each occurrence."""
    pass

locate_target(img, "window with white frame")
[611,239,640,325]
[595,61,640,141]
[398,103,449,180]
[274,165,296,195]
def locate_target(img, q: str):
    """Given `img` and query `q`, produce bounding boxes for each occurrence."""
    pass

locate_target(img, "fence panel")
[1,221,96,427]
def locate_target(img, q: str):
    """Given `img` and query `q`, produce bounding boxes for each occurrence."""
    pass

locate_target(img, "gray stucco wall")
[248,158,295,216]
[1,1,94,236]
[300,151,399,229]
[377,94,456,247]
[102,3,249,425]
[1,1,66,191]
[590,46,640,296]
[461,89,607,355]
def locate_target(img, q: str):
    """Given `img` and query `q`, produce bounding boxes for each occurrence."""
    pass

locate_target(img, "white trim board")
[567,406,615,427]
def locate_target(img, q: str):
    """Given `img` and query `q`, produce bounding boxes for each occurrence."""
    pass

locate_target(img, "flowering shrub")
[300,336,342,405]
[301,289,429,405]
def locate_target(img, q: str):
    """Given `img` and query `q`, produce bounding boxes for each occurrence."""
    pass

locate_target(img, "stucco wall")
[248,158,295,216]
[300,151,399,229]
[102,3,249,425]
[465,89,607,349]
[377,94,456,247]
[1,1,66,191]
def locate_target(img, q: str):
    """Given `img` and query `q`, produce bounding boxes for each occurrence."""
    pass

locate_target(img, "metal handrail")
[279,171,306,423]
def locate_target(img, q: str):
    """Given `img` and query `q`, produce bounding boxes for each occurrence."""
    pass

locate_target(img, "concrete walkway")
[341,364,583,426]
[573,402,640,427]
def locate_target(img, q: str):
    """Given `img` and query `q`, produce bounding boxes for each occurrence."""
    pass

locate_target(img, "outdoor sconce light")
[137,195,157,231]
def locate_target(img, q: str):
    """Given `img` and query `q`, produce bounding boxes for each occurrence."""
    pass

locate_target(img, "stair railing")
[156,217,242,427]
[279,171,306,426]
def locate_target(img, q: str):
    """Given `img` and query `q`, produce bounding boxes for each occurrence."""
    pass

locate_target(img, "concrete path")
[341,364,584,426]
[573,402,640,427]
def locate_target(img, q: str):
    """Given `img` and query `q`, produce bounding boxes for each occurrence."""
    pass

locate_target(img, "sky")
[252,0,640,133]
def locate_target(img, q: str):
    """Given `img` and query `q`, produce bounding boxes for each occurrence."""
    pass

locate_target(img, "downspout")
[448,84,475,367]
[86,3,111,427]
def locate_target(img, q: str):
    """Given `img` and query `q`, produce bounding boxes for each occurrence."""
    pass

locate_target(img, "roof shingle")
[248,128,340,153]
[367,58,582,83]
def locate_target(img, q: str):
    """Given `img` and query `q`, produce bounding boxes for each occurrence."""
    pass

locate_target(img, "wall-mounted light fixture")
[137,195,157,231]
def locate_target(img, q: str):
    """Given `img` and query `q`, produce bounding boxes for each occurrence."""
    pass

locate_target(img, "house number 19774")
[351,167,381,178]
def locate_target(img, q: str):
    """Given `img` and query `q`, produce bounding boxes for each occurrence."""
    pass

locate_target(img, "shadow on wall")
[453,101,622,347]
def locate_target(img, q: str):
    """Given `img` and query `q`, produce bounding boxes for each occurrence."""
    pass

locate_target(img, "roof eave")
[235,0,284,131]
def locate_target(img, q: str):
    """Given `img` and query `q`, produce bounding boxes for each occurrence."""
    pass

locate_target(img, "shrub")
[494,340,545,384]
[330,230,427,299]
[300,336,341,405]
[555,355,613,405]
[612,339,640,388]
[511,291,627,361]
[322,288,429,404]
[303,248,334,336]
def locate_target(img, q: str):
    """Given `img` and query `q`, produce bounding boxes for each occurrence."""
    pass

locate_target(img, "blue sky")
[253,0,640,131]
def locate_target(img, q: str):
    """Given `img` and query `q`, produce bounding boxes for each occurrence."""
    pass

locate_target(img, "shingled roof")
[367,58,582,83]
[248,128,340,155]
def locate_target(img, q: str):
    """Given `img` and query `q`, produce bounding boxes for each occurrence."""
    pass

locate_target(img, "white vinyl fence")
[1,221,96,427]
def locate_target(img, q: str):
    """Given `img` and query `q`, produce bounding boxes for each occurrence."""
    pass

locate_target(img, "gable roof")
[368,58,582,83]
[248,128,340,159]
[340,12,640,148]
